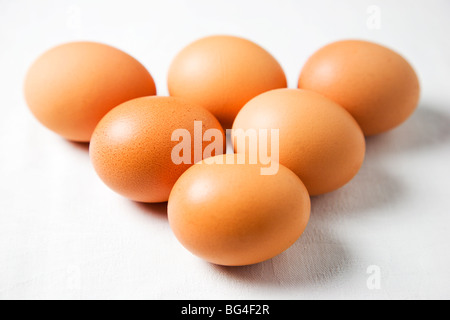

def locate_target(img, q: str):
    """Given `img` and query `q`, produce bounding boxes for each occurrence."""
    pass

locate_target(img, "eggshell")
[232,89,366,196]
[24,42,156,142]
[168,154,311,266]
[168,35,287,129]
[90,96,225,203]
[298,40,420,136]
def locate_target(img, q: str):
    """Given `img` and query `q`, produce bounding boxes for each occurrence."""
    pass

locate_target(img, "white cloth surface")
[1,0,450,300]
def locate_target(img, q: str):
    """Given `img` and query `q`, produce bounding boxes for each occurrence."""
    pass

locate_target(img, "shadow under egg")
[134,201,168,221]
[366,104,450,158]
[210,218,353,288]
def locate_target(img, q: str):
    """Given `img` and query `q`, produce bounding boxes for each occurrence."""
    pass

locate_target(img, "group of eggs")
[24,35,420,266]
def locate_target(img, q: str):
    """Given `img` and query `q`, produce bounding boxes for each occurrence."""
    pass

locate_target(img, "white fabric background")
[1,0,450,300]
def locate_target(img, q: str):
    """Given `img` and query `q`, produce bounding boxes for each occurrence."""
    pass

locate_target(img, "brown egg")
[24,42,156,142]
[168,35,287,129]
[90,97,225,203]
[232,89,366,196]
[298,40,420,136]
[168,154,311,266]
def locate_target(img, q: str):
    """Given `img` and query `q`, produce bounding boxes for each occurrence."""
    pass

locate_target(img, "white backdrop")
[1,0,450,300]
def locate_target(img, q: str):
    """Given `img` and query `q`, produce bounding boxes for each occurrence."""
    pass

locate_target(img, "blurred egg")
[90,96,225,203]
[168,154,311,266]
[232,89,366,196]
[298,40,420,136]
[24,41,157,142]
[168,35,287,129]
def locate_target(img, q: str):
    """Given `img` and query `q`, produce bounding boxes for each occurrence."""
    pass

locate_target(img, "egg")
[168,154,311,266]
[90,96,225,203]
[167,35,287,129]
[298,40,420,136]
[24,41,156,142]
[232,89,366,196]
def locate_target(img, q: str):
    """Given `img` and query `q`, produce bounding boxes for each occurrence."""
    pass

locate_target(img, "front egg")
[168,154,311,266]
